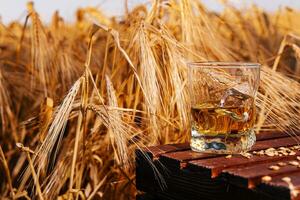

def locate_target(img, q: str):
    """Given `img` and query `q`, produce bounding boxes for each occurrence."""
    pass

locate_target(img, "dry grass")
[1,0,300,199]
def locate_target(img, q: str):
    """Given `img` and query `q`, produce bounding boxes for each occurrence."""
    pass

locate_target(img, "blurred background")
[0,0,299,23]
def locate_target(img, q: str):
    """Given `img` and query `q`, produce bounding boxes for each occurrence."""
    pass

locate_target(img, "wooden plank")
[138,143,190,159]
[223,159,300,189]
[189,152,300,178]
[252,137,299,151]
[266,172,300,190]
[257,171,300,200]
[256,131,300,141]
[159,150,217,169]
[188,137,300,177]
[161,136,299,169]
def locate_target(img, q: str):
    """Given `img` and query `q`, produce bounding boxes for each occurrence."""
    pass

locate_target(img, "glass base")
[190,129,256,154]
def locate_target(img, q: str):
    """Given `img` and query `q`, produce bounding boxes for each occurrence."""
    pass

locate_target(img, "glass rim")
[187,61,261,69]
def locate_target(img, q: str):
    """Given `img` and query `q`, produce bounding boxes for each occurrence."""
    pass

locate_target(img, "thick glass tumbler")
[188,62,260,154]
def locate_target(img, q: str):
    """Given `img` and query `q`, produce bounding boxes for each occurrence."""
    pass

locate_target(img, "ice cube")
[218,84,252,122]
[232,82,251,97]
[219,84,251,108]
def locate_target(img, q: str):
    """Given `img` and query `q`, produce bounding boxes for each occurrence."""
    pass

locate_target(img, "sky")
[0,0,299,23]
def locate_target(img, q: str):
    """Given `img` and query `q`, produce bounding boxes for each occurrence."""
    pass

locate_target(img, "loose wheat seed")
[278,162,287,166]
[269,165,280,170]
[282,177,291,182]
[289,161,299,166]
[289,151,296,156]
[262,176,272,182]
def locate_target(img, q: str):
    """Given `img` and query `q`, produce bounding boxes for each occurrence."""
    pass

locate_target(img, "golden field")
[1,0,300,199]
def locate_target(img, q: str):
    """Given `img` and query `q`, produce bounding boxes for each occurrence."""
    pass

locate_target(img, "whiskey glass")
[188,62,260,154]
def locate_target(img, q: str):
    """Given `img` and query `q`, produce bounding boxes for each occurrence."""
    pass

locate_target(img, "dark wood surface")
[136,132,300,200]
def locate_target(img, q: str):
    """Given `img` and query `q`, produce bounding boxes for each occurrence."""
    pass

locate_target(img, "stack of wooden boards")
[136,132,300,200]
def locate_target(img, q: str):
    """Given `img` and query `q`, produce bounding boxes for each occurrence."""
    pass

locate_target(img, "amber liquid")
[191,102,255,136]
[190,99,256,153]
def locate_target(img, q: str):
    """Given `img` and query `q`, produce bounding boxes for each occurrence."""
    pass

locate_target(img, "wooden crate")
[136,132,300,200]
